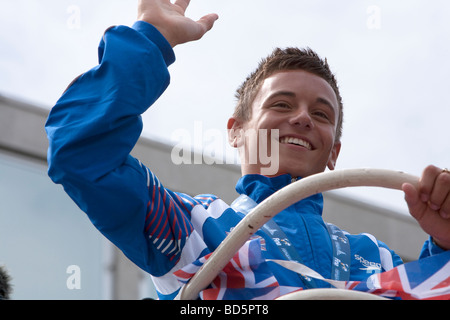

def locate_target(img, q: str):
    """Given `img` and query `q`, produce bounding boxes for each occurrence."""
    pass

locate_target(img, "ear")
[227,117,245,148]
[327,141,341,171]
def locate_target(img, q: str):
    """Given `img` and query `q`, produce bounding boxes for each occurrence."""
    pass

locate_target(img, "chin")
[279,166,325,179]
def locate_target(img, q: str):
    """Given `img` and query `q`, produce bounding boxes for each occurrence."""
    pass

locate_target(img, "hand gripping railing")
[178,168,419,300]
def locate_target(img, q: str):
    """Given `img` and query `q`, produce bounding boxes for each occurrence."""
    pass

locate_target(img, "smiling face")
[228,70,341,178]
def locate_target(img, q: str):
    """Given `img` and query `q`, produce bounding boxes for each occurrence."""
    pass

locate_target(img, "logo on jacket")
[354,254,381,274]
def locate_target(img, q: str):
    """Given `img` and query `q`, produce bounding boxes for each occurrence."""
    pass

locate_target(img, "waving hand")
[137,0,219,47]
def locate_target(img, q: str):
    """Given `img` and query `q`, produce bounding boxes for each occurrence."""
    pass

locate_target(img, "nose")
[288,107,313,129]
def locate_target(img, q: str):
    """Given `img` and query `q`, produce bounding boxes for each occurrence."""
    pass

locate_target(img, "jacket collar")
[235,174,324,216]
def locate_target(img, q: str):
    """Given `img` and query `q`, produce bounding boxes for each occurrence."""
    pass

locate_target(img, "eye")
[313,111,328,118]
[272,102,292,110]
[312,110,331,122]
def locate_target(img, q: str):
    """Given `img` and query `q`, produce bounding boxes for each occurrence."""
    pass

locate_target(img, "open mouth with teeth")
[280,136,313,150]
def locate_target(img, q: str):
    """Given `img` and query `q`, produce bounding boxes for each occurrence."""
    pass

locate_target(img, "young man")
[45,0,449,299]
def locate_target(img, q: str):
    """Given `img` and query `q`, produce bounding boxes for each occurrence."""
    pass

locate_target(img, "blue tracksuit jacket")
[45,21,444,299]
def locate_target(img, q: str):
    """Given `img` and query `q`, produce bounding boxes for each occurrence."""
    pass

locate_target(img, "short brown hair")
[234,47,343,142]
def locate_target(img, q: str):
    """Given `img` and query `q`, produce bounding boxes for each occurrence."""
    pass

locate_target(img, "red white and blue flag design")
[175,243,450,300]
[174,240,280,300]
[347,250,450,300]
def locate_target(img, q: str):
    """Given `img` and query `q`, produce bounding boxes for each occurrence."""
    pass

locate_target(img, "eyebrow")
[266,91,297,101]
[316,97,337,116]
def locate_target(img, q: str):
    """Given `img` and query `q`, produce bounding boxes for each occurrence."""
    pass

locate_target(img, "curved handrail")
[178,168,419,300]
[276,288,388,300]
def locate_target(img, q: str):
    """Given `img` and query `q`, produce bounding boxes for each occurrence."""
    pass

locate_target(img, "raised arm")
[46,0,218,276]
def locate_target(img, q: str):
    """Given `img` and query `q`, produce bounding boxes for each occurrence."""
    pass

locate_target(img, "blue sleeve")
[45,21,194,276]
[419,237,447,259]
[47,21,174,183]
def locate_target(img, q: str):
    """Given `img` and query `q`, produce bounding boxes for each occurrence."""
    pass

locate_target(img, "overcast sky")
[1,0,449,213]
